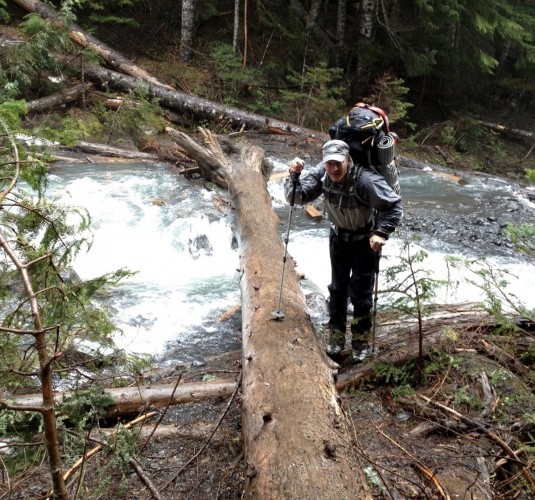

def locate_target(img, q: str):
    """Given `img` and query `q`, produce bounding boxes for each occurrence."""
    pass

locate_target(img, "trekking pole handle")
[289,157,304,206]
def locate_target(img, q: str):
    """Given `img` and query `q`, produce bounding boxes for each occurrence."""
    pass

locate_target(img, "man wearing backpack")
[285,139,402,363]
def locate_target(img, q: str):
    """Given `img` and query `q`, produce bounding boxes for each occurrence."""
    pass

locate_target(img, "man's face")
[324,159,349,184]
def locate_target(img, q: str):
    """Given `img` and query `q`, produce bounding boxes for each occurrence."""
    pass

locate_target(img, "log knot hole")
[262,412,273,424]
[323,439,337,459]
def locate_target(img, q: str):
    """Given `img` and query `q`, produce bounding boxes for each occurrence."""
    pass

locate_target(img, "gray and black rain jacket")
[284,160,403,239]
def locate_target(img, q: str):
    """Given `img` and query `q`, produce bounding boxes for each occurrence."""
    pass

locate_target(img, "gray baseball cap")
[323,140,349,163]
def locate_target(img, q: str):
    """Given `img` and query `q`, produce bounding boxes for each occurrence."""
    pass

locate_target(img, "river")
[45,158,535,365]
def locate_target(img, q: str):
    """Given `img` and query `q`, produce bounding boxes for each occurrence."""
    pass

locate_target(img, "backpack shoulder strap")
[348,165,369,206]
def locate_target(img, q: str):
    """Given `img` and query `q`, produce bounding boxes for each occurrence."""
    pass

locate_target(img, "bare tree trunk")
[181,0,195,63]
[233,0,240,53]
[11,0,172,89]
[354,0,377,86]
[167,127,372,499]
[305,0,323,37]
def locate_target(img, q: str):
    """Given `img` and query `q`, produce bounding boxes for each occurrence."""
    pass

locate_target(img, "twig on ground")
[419,395,535,491]
[129,456,162,499]
[139,374,182,452]
[374,423,450,500]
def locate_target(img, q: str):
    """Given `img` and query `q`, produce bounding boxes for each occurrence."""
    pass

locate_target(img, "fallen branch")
[479,121,534,141]
[61,412,158,487]
[476,338,532,381]
[129,456,162,500]
[419,395,535,491]
[374,423,451,500]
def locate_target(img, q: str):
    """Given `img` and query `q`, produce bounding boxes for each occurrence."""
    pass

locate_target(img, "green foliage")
[0,14,73,101]
[424,349,462,379]
[209,43,263,108]
[526,169,535,184]
[453,386,483,411]
[91,86,165,143]
[57,387,114,430]
[504,223,535,257]
[382,233,447,319]
[280,62,345,130]
[0,96,151,493]
[446,255,535,326]
[0,1,9,23]
[0,410,43,441]
[373,361,415,387]
[93,425,138,495]
[520,344,535,366]
[365,73,415,129]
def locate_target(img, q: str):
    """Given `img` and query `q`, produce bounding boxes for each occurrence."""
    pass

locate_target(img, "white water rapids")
[45,160,535,364]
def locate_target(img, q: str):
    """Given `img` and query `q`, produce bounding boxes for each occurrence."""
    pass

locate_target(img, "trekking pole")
[372,251,380,353]
[272,169,301,320]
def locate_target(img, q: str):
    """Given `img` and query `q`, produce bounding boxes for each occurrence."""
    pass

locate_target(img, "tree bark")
[10,0,172,89]
[180,0,195,63]
[7,380,237,417]
[167,127,371,499]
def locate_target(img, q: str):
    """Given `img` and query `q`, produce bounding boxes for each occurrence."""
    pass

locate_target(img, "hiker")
[285,139,403,362]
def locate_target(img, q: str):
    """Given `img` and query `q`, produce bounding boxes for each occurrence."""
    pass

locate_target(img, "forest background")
[0,0,534,498]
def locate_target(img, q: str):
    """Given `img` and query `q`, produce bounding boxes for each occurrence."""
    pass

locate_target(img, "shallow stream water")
[45,158,535,365]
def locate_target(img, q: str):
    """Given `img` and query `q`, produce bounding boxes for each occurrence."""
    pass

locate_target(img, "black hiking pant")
[327,227,378,335]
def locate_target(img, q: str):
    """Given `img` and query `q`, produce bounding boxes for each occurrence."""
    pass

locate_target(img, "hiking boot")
[351,346,380,364]
[351,323,370,364]
[326,329,345,362]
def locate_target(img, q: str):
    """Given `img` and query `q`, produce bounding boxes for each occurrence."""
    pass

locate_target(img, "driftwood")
[25,82,92,114]
[11,0,172,89]
[167,127,371,499]
[7,380,237,417]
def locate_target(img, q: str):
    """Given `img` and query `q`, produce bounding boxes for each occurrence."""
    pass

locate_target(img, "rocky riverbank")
[397,156,534,259]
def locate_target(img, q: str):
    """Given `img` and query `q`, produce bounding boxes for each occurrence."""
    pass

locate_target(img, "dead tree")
[167,127,371,499]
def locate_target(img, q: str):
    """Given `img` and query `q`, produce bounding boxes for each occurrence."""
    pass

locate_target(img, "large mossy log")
[167,127,371,499]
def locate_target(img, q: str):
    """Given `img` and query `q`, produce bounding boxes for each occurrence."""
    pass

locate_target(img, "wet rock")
[189,234,213,258]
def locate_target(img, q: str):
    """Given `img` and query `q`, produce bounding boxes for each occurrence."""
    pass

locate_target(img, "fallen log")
[25,82,92,114]
[59,140,159,161]
[68,59,328,139]
[479,121,534,141]
[11,0,172,89]
[167,127,371,499]
[7,380,237,417]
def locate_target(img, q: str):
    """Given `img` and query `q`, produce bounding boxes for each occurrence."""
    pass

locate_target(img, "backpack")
[328,102,400,194]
